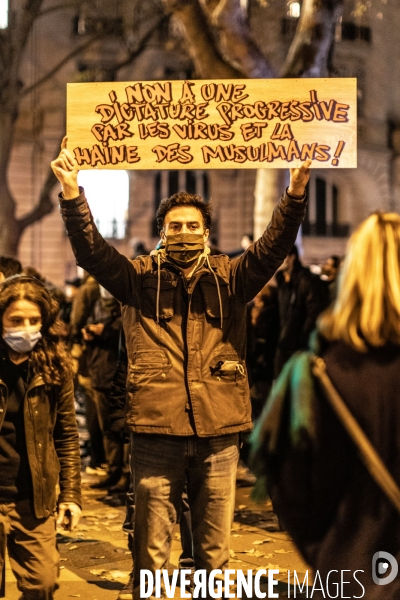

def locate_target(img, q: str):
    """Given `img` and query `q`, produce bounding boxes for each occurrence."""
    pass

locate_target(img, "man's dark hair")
[329,255,341,269]
[0,256,22,278]
[156,192,212,232]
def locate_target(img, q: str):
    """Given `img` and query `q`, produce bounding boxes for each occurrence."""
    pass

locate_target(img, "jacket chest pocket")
[129,350,172,389]
[141,274,178,320]
[199,276,230,320]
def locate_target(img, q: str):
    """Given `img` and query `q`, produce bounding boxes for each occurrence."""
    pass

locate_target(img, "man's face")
[322,258,338,281]
[162,206,209,242]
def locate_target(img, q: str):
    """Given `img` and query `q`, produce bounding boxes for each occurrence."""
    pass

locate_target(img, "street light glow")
[288,1,301,18]
[77,170,129,239]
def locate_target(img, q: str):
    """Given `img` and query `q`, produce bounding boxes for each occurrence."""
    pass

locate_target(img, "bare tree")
[161,0,344,237]
[0,0,166,256]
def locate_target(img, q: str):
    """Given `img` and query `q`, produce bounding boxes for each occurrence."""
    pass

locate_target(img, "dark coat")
[275,262,329,374]
[252,339,400,599]
[60,189,306,437]
[0,356,82,519]
[85,296,122,390]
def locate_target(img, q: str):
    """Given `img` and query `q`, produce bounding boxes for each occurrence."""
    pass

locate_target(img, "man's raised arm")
[230,159,312,303]
[51,137,136,305]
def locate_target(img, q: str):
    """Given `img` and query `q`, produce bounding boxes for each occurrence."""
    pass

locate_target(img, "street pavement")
[4,469,310,599]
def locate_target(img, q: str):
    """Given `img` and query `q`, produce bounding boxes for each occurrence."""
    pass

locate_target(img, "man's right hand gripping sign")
[51,134,311,600]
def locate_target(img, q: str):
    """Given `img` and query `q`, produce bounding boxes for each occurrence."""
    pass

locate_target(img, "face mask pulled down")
[3,327,42,353]
[165,233,205,268]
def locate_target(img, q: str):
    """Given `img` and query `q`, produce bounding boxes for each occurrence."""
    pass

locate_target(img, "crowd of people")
[0,139,399,600]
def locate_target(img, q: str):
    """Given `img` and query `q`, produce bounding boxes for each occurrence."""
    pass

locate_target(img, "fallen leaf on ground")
[240,549,265,557]
[69,545,78,551]
[108,570,131,580]
[90,569,107,576]
[274,549,293,554]
[105,525,123,532]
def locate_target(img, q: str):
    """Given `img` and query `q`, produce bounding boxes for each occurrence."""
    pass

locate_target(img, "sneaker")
[118,572,133,600]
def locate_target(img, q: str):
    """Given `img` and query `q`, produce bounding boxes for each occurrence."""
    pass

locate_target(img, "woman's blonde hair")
[318,211,400,351]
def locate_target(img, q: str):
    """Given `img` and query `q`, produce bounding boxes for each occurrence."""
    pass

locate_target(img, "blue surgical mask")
[2,327,42,353]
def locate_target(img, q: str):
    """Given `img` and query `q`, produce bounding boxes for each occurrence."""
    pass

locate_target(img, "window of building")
[287,1,301,18]
[302,176,349,237]
[0,0,8,29]
[338,19,372,43]
[151,170,210,237]
[72,14,123,36]
[77,170,129,239]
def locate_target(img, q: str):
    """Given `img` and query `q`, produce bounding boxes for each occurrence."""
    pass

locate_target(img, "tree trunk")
[253,169,286,240]
[162,0,242,78]
[281,0,344,77]
[0,182,21,256]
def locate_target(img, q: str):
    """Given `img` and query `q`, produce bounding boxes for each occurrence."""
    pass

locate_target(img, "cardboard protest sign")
[67,78,357,170]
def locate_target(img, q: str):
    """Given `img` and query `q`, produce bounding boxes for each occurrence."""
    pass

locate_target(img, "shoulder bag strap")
[311,355,400,514]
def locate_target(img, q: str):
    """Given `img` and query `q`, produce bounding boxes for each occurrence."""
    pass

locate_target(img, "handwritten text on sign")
[66,78,357,170]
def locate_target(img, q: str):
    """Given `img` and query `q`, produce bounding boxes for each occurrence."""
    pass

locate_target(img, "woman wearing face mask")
[0,275,82,600]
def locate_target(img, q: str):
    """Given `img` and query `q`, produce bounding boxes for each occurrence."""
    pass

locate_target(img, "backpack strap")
[311,355,400,514]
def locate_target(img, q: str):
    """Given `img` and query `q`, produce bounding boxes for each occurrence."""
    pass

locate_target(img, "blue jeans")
[131,433,239,598]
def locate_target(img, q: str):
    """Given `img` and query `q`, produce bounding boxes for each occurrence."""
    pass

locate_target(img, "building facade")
[4,0,400,284]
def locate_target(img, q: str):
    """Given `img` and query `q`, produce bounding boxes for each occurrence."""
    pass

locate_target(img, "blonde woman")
[252,212,400,600]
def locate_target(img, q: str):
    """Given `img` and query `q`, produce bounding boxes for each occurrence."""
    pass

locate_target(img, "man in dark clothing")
[275,245,329,376]
[51,138,311,599]
[320,254,341,303]
[82,288,123,489]
[247,284,280,421]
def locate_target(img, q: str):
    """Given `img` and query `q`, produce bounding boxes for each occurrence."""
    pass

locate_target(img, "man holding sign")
[51,138,310,598]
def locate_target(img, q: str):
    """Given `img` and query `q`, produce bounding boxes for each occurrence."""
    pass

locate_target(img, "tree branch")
[162,0,242,78]
[21,30,106,97]
[280,0,344,78]
[111,14,168,73]
[38,1,86,18]
[17,169,58,232]
[211,0,275,78]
